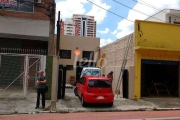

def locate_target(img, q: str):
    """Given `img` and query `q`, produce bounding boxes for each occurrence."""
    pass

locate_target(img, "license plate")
[97,96,104,100]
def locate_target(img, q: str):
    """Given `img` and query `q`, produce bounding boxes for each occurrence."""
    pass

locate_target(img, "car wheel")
[108,102,113,107]
[74,87,78,96]
[81,95,86,107]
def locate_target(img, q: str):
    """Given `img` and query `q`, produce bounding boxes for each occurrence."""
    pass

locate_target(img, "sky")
[55,0,180,47]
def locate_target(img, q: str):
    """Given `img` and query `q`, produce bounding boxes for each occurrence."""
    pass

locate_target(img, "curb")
[55,107,172,113]
[154,108,180,111]
[0,110,51,115]
[1,108,180,115]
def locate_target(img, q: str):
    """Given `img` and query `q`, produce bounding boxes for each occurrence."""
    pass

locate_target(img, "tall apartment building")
[72,14,96,37]
[60,19,79,36]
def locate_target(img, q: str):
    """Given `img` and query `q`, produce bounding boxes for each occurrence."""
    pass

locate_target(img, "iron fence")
[0,48,47,55]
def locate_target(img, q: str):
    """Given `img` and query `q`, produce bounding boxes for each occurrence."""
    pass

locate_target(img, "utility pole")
[56,11,60,56]
[48,2,55,55]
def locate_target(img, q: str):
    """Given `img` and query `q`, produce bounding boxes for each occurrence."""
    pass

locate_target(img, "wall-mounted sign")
[0,0,34,13]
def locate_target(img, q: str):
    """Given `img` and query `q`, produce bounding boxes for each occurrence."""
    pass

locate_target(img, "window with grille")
[82,51,94,60]
[59,49,71,59]
[66,65,73,70]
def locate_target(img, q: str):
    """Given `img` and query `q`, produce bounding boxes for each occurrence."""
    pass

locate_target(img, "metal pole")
[24,55,28,98]
[23,56,26,98]
[40,55,44,70]
[43,56,46,76]
[56,11,60,56]
[26,55,29,97]
[0,55,1,70]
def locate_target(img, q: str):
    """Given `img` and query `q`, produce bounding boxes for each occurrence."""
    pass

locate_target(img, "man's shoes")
[42,106,45,109]
[35,106,39,109]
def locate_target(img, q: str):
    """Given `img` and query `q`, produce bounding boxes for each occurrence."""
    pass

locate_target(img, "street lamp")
[74,47,81,55]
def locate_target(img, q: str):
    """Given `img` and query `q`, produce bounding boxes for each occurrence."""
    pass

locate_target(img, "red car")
[76,76,114,107]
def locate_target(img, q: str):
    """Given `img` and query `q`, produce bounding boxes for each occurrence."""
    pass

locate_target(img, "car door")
[79,77,86,98]
[77,78,82,97]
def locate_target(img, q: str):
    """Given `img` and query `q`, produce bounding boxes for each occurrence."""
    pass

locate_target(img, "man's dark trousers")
[36,88,45,108]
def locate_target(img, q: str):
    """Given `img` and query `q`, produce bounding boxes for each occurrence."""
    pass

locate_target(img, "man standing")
[107,71,113,83]
[36,70,46,109]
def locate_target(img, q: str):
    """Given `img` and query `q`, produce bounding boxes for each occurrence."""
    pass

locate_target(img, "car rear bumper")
[84,93,114,103]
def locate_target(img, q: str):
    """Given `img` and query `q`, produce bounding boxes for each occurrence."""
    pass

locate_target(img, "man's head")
[109,71,113,74]
[38,70,44,76]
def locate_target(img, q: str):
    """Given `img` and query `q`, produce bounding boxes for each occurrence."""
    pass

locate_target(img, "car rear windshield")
[82,69,101,76]
[88,79,111,88]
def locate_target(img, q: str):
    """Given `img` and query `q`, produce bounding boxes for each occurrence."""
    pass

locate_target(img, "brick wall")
[0,0,54,21]
[100,33,135,68]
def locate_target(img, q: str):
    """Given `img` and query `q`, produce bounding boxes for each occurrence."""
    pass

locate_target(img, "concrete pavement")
[1,87,180,115]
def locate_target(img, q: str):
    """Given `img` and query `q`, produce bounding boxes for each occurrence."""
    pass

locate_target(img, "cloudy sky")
[56,0,180,47]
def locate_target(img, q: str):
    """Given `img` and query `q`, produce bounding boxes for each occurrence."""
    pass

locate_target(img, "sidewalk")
[56,92,180,113]
[1,88,180,115]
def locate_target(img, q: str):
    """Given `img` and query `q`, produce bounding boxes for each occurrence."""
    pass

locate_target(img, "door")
[123,69,129,98]
[77,77,86,97]
[141,59,179,97]
[62,66,67,99]
[57,65,63,99]
[76,66,82,83]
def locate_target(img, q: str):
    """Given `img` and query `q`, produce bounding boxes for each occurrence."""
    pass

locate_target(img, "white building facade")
[60,19,79,36]
[146,9,180,24]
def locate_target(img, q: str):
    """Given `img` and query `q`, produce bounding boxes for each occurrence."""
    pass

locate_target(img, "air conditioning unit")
[36,0,44,6]
[37,0,42,3]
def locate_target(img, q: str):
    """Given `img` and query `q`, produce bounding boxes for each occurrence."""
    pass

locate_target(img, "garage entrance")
[141,59,179,97]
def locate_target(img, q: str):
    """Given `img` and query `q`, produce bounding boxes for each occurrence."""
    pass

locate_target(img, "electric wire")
[87,0,134,23]
[132,0,180,20]
[111,0,165,22]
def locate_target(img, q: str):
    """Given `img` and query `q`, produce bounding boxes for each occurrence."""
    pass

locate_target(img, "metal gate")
[0,54,46,99]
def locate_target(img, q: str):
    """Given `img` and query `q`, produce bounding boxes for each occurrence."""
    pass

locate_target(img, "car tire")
[108,102,113,107]
[74,87,78,96]
[81,95,86,107]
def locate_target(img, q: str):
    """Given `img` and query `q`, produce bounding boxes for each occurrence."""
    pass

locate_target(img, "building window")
[66,65,73,70]
[82,51,94,60]
[0,0,34,13]
[59,49,71,59]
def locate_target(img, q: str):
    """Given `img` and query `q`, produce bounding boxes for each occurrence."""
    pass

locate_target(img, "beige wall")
[100,33,135,98]
[54,35,100,84]
[127,66,135,99]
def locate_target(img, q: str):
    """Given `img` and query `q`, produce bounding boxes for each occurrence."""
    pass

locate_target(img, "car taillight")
[109,87,112,93]
[87,86,91,93]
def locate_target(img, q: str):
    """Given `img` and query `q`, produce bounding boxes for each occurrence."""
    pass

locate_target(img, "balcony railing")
[0,48,47,55]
